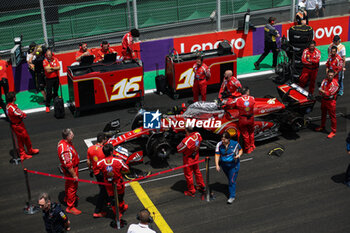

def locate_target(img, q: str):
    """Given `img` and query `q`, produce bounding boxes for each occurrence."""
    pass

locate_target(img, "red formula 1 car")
[105,83,315,164]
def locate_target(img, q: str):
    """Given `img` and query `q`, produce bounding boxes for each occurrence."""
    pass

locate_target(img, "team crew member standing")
[315,70,339,139]
[97,144,129,219]
[177,128,206,197]
[95,41,117,62]
[75,42,93,62]
[299,41,321,94]
[31,46,47,103]
[328,35,346,96]
[38,192,71,233]
[215,132,243,204]
[192,56,211,102]
[86,132,108,218]
[57,128,81,215]
[218,70,242,101]
[254,17,280,70]
[127,209,156,233]
[6,92,39,160]
[326,46,343,82]
[122,29,140,60]
[0,57,9,114]
[43,49,60,113]
[230,87,256,153]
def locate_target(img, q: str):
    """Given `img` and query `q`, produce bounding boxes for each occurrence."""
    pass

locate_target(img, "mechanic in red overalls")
[122,29,140,61]
[87,132,108,218]
[192,56,211,102]
[177,127,206,197]
[97,143,129,219]
[57,128,81,215]
[315,69,339,139]
[95,41,117,62]
[326,46,343,82]
[218,70,242,101]
[299,41,321,94]
[6,92,39,160]
[230,87,256,154]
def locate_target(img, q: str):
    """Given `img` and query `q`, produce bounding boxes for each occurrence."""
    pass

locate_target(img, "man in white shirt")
[127,209,156,233]
[304,0,322,18]
[328,35,346,96]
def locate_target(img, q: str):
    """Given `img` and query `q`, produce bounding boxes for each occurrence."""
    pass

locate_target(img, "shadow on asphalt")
[331,173,346,184]
[209,182,228,198]
[170,180,187,194]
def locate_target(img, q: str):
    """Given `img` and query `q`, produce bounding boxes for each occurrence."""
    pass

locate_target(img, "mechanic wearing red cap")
[299,41,321,94]
[218,70,242,101]
[6,92,39,160]
[315,69,339,139]
[122,29,140,60]
[192,56,211,102]
[75,42,93,62]
[95,41,117,62]
[57,128,82,215]
[326,46,343,82]
[177,127,206,197]
[229,87,256,153]
[97,143,129,219]
[87,132,108,218]
[43,49,60,113]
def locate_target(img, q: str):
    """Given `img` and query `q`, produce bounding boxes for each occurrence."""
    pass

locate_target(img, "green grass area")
[1,42,349,113]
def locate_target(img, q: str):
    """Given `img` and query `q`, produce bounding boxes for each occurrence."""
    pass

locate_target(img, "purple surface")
[253,24,282,56]
[140,38,174,72]
[12,62,35,92]
[348,17,350,42]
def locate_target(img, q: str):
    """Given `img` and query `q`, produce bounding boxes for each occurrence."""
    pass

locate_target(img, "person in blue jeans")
[344,132,350,187]
[215,131,243,204]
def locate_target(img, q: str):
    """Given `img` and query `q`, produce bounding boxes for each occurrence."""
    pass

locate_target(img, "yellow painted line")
[130,181,173,233]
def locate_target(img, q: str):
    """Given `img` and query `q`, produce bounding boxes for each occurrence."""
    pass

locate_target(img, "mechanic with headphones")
[127,209,155,233]
[95,41,117,62]
[254,17,280,70]
[75,42,94,62]
[192,55,211,102]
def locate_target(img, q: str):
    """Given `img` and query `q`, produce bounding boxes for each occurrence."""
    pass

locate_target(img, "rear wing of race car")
[277,83,316,115]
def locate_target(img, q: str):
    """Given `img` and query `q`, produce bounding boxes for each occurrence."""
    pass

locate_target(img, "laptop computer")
[103,53,117,63]
[80,55,94,66]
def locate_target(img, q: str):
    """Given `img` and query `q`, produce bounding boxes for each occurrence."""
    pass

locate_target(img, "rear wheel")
[146,133,172,163]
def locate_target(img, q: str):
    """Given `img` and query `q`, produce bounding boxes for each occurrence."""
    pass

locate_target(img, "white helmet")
[298,2,306,11]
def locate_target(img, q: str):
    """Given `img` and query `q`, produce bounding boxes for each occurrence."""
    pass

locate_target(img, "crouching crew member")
[97,144,129,219]
[87,132,108,218]
[218,70,242,101]
[215,132,243,204]
[96,41,117,62]
[177,127,206,197]
[6,92,39,160]
[192,56,211,102]
[122,29,140,61]
[315,69,339,139]
[57,128,81,215]
[299,41,321,94]
[230,87,256,154]
[38,192,71,233]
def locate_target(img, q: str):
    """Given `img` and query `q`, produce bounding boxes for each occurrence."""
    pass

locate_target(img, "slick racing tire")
[146,133,171,162]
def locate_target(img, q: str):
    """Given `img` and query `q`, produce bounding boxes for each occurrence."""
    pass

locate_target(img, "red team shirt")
[86,144,105,175]
[43,57,60,79]
[95,48,116,61]
[319,78,339,99]
[231,95,256,119]
[218,76,242,99]
[177,132,202,157]
[0,60,8,79]
[122,32,135,59]
[57,140,80,171]
[326,54,343,79]
[192,63,210,81]
[6,103,26,124]
[301,48,321,69]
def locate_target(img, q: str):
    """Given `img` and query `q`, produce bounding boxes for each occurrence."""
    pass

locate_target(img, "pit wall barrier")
[6,15,350,93]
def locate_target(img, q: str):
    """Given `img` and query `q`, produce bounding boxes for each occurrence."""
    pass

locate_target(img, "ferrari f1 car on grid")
[105,83,316,164]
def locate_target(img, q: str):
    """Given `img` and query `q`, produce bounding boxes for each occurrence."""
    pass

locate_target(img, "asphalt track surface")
[1,64,350,233]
